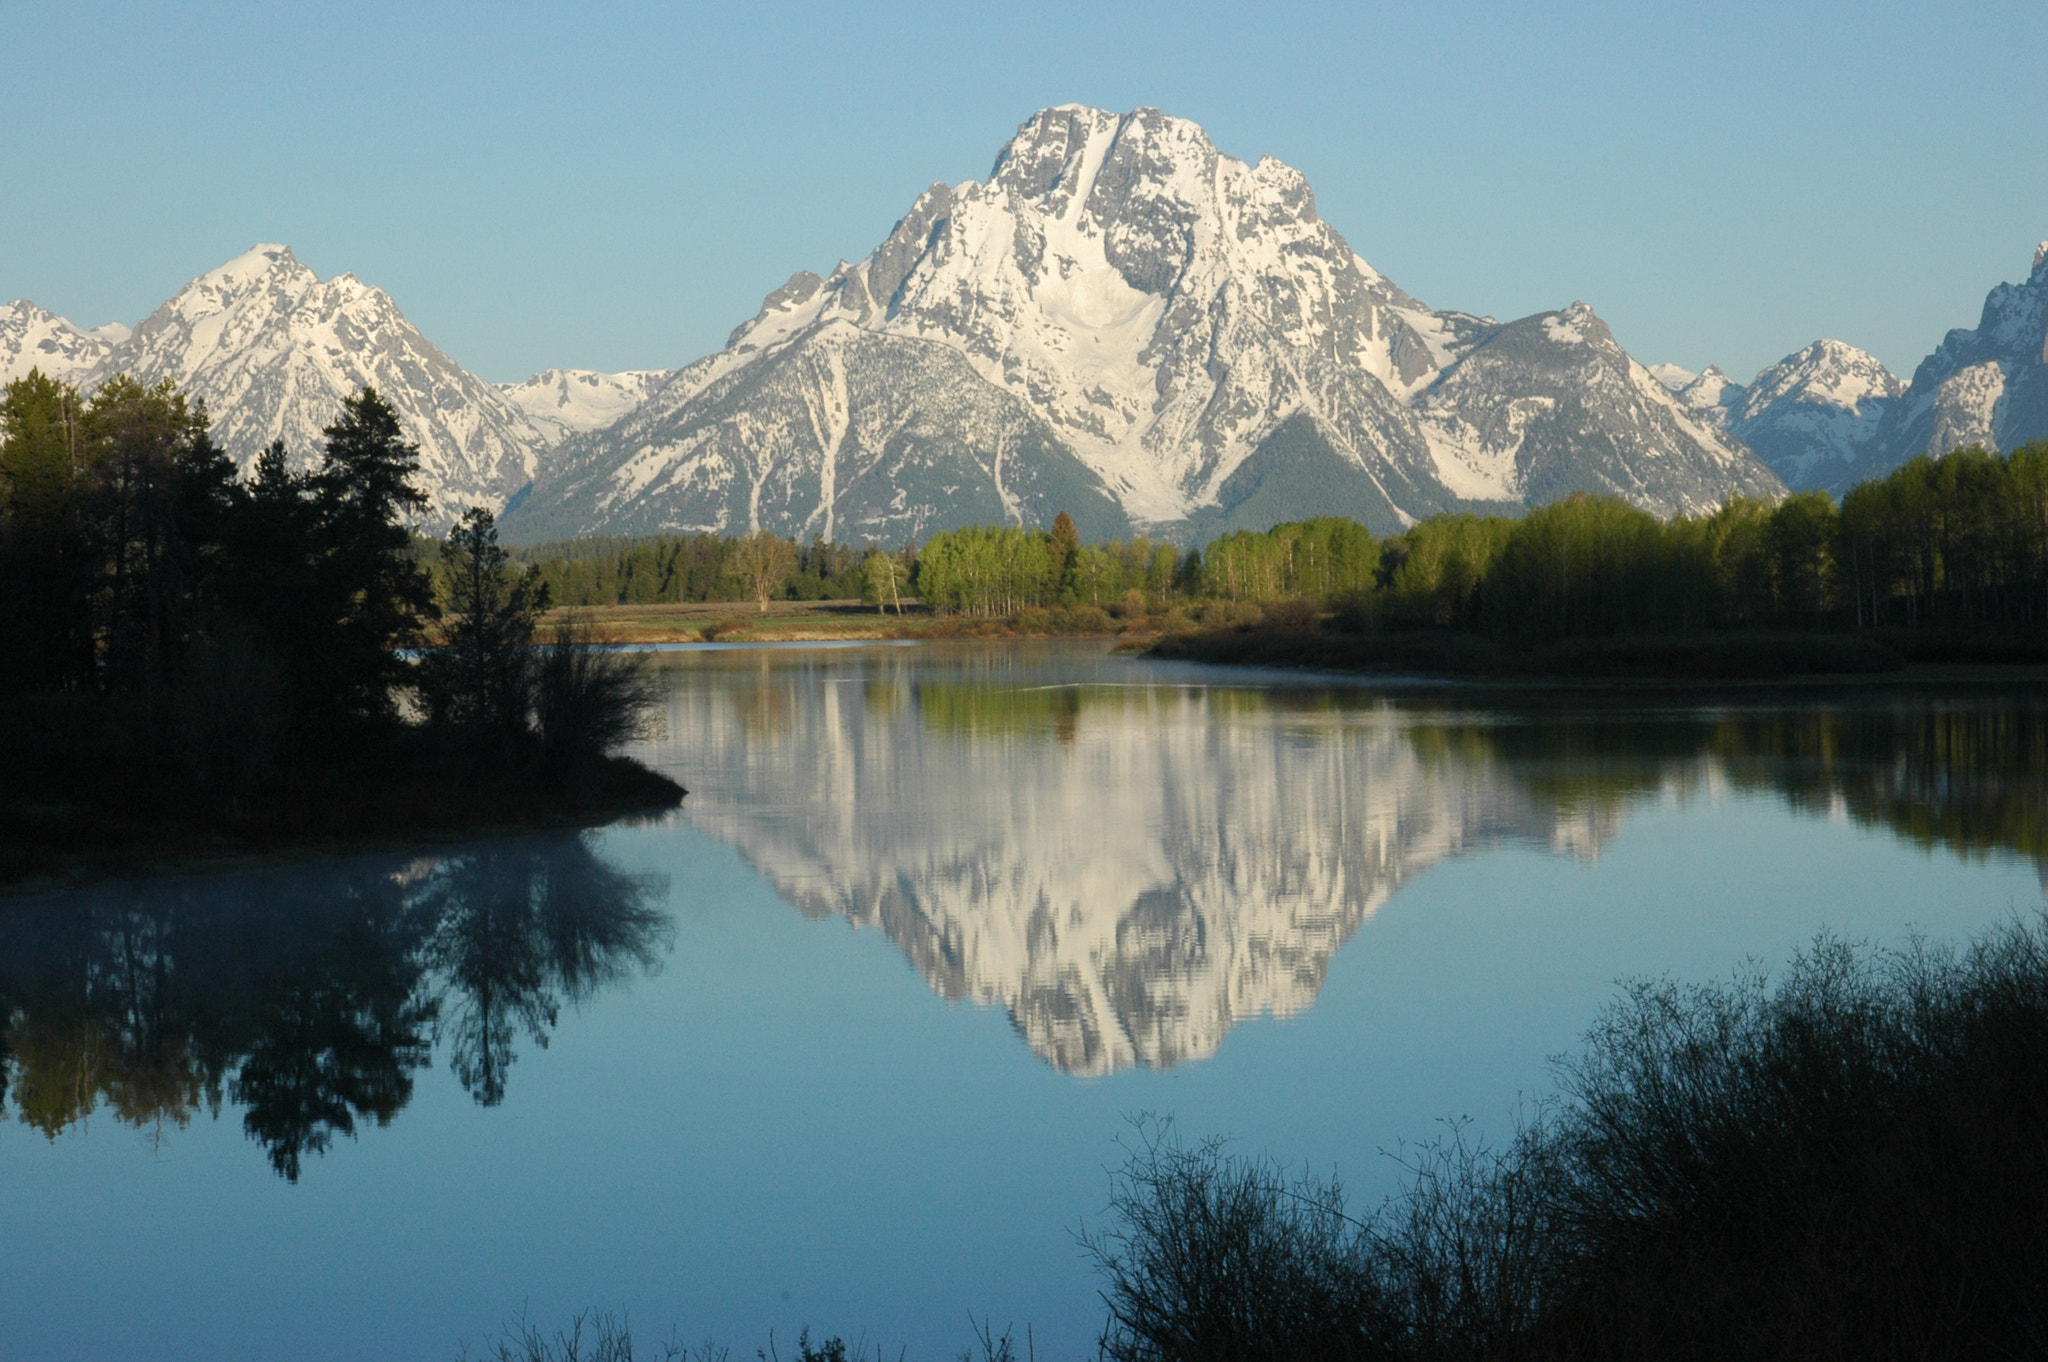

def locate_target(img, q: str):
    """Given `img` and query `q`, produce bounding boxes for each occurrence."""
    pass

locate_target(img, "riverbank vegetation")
[1156,442,2048,677]
[1086,914,2048,1361]
[0,372,679,885]
[494,443,2048,672]
[456,912,2048,1361]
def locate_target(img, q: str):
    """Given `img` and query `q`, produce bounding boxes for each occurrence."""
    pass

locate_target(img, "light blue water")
[2,642,2041,1360]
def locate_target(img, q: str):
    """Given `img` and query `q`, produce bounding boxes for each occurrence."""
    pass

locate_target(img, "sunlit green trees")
[1203,518,1376,604]
[1377,514,1516,628]
[860,544,908,614]
[724,528,799,613]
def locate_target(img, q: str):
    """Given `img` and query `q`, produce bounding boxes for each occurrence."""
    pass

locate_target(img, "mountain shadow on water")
[0,833,669,1180]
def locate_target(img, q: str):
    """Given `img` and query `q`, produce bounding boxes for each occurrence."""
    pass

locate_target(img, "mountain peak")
[509,105,1784,543]
[202,242,303,286]
[2034,240,2047,275]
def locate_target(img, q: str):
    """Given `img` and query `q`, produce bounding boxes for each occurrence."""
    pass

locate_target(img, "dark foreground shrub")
[532,621,665,780]
[1086,917,2048,1362]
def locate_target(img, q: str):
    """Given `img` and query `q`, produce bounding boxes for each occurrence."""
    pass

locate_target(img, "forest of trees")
[0,370,675,874]
[508,531,872,608]
[486,442,2048,644]
[895,444,2048,639]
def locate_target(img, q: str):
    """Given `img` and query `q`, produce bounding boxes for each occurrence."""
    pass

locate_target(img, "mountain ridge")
[11,109,2041,542]
[503,105,1783,544]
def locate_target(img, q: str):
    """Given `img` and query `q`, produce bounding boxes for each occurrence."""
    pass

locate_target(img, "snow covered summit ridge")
[505,105,1782,544]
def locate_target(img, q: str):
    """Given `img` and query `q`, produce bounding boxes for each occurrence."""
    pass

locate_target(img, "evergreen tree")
[306,388,436,720]
[0,370,94,690]
[417,507,548,737]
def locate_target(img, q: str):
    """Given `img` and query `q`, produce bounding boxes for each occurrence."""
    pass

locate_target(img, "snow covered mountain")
[498,367,677,445]
[1652,342,1907,490]
[1728,341,1905,489]
[106,246,558,523]
[0,300,120,385]
[1847,242,2048,483]
[1407,304,1777,512]
[3,248,662,527]
[504,106,1782,545]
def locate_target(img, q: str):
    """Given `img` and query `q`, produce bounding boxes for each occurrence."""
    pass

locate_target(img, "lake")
[2,641,2042,1360]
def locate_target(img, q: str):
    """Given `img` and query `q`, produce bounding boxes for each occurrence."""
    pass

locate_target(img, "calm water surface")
[3,642,2043,1360]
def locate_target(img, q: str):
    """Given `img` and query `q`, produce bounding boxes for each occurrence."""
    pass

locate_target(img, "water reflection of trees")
[663,649,2048,1075]
[0,834,668,1179]
[1420,694,2048,869]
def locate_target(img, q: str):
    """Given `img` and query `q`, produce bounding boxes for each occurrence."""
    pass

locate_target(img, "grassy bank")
[539,600,1159,644]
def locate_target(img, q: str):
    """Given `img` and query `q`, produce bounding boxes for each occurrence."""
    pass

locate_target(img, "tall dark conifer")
[308,388,436,721]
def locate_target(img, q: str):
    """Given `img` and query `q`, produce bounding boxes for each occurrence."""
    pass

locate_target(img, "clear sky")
[5,0,2043,385]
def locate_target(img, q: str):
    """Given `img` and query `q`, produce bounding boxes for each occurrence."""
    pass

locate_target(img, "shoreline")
[1141,624,2048,688]
[0,754,685,897]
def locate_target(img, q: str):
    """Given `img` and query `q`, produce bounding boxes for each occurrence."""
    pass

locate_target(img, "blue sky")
[4,0,2043,384]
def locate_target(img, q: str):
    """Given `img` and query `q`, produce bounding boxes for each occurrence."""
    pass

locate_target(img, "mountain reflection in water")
[654,646,2048,1076]
[0,834,669,1179]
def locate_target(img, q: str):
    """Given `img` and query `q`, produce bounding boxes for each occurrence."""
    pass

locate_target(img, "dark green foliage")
[1087,916,2048,1361]
[531,621,665,780]
[290,387,439,720]
[1840,442,2048,627]
[507,532,867,607]
[0,380,679,872]
[417,507,549,739]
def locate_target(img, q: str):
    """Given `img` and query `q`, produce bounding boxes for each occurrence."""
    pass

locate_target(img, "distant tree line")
[1354,443,2048,639]
[494,442,2048,642]
[916,443,2048,638]
[506,531,871,609]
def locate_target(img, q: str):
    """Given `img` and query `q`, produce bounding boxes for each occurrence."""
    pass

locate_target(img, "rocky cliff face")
[507,106,1783,544]
[1849,242,2048,481]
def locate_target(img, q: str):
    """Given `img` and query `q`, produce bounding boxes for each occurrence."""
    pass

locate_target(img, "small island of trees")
[0,370,680,884]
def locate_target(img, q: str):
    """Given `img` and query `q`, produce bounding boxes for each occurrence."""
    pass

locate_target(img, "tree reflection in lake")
[0,833,668,1178]
[652,645,2048,1075]
[418,839,671,1107]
